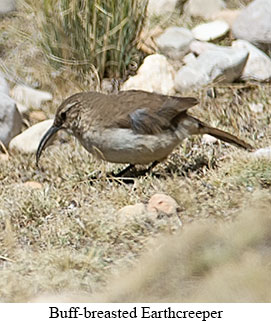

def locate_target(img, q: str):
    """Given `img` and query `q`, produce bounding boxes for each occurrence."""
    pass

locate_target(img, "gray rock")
[0,75,9,95]
[184,0,225,19]
[192,20,229,42]
[232,0,271,52]
[0,0,16,14]
[121,54,175,95]
[147,0,179,16]
[232,40,271,81]
[9,119,53,153]
[0,93,22,147]
[10,85,53,111]
[155,26,194,59]
[251,147,271,159]
[190,40,219,55]
[175,47,249,92]
[183,52,197,65]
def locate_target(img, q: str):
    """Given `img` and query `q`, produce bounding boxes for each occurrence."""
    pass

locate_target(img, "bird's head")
[36,96,81,167]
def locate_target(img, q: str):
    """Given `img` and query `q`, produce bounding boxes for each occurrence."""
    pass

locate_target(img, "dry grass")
[21,0,147,79]
[99,196,271,303]
[1,111,271,302]
[1,0,271,303]
[5,191,271,303]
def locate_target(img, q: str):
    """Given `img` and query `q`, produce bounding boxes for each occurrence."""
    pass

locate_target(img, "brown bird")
[36,90,252,176]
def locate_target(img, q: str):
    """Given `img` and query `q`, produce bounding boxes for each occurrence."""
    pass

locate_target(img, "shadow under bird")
[36,90,252,176]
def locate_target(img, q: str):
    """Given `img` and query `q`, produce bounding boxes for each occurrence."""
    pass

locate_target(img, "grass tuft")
[22,0,148,79]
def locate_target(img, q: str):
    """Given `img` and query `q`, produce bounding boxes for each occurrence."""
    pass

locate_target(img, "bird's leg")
[113,161,159,178]
[113,164,136,177]
[89,164,135,185]
[136,160,159,176]
[89,161,160,185]
[147,160,159,172]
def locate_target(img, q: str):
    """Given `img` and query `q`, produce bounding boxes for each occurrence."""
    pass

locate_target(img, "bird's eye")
[60,111,67,120]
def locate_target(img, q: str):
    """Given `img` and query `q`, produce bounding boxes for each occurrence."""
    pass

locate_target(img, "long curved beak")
[36,125,61,168]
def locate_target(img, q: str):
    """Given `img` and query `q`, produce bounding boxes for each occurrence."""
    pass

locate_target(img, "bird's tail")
[191,117,253,151]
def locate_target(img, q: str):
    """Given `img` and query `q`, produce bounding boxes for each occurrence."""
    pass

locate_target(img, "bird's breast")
[77,128,184,165]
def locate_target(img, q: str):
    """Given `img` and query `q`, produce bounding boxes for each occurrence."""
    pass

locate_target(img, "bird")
[36,90,252,176]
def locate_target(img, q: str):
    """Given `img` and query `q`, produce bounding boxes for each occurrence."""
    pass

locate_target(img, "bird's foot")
[88,161,160,185]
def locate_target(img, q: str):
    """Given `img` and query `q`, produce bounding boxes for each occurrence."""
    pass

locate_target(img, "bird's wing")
[111,90,198,135]
[128,107,172,134]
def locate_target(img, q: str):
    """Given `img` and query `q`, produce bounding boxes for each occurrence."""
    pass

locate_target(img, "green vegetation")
[27,0,148,78]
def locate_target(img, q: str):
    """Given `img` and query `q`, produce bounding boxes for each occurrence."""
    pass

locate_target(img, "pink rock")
[0,153,9,161]
[147,193,179,216]
[23,181,43,189]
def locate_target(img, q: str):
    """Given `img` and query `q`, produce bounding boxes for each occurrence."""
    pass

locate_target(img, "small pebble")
[147,193,179,216]
[29,111,47,122]
[0,153,9,161]
[23,181,43,189]
[249,103,264,114]
[251,147,271,159]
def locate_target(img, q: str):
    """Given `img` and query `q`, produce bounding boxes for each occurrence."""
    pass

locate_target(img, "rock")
[232,0,271,52]
[10,85,53,110]
[155,26,194,59]
[183,53,197,65]
[0,93,22,147]
[147,193,179,216]
[147,0,178,16]
[192,20,229,42]
[249,103,264,114]
[121,54,175,95]
[29,110,47,122]
[212,9,241,27]
[232,40,271,82]
[9,119,54,153]
[0,75,9,95]
[184,0,225,19]
[190,40,219,55]
[15,102,28,114]
[202,134,218,144]
[0,153,9,161]
[0,0,16,14]
[22,181,43,189]
[174,47,249,93]
[117,203,146,223]
[251,147,271,159]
